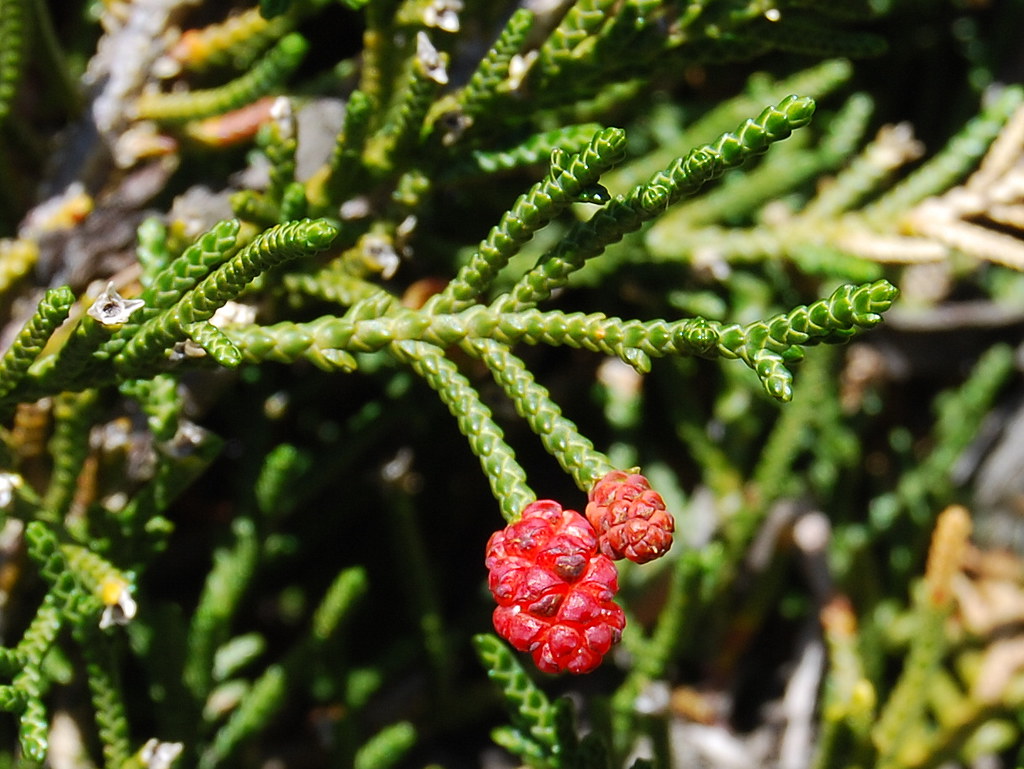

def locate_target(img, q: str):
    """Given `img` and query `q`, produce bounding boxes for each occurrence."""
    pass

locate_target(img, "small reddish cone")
[485,500,625,674]
[586,470,675,564]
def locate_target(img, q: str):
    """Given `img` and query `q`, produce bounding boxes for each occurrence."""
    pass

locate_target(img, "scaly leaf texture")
[73,626,131,769]
[353,722,417,769]
[184,321,243,367]
[649,128,817,229]
[14,524,92,762]
[33,316,116,391]
[466,338,613,491]
[115,218,337,377]
[498,95,816,312]
[649,91,872,233]
[226,280,894,391]
[262,105,298,207]
[61,544,132,609]
[0,685,26,713]
[391,340,533,521]
[0,287,75,400]
[312,567,369,642]
[491,726,548,766]
[869,343,1016,534]
[536,0,617,78]
[473,634,560,761]
[40,389,101,524]
[713,279,899,401]
[735,12,886,58]
[0,0,26,125]
[871,584,951,769]
[254,443,311,518]
[615,60,852,191]
[186,517,259,699]
[12,593,65,674]
[198,664,287,769]
[135,33,309,122]
[429,126,628,314]
[318,89,374,205]
[455,7,533,120]
[18,697,47,762]
[364,33,448,172]
[120,373,182,442]
[466,124,607,175]
[529,0,667,101]
[135,217,172,290]
[24,519,72,590]
[173,6,291,73]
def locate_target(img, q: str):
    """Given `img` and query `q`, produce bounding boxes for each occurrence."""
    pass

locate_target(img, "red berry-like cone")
[485,500,625,674]
[586,470,675,564]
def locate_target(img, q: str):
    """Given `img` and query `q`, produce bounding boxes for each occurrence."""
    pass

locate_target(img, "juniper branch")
[136,33,309,122]
[114,218,337,378]
[226,280,897,401]
[318,89,374,205]
[0,0,26,126]
[454,7,533,120]
[198,664,287,769]
[0,287,74,400]
[40,389,100,525]
[391,340,533,521]
[465,338,613,491]
[473,634,560,767]
[428,126,627,314]
[498,95,816,311]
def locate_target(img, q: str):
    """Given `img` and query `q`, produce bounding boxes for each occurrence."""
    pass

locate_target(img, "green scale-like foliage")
[497,95,816,312]
[226,279,896,401]
[0,0,26,126]
[136,33,310,122]
[114,218,337,377]
[474,634,566,768]
[392,339,534,521]
[0,1,1014,768]
[0,287,74,400]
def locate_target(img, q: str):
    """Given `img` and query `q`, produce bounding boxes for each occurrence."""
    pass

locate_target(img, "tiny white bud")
[270,96,295,140]
[99,576,138,629]
[0,474,23,509]
[507,51,538,92]
[424,0,462,32]
[210,301,257,329]
[340,196,372,220]
[87,283,145,326]
[362,235,400,279]
[140,739,184,769]
[396,214,418,242]
[416,32,449,85]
